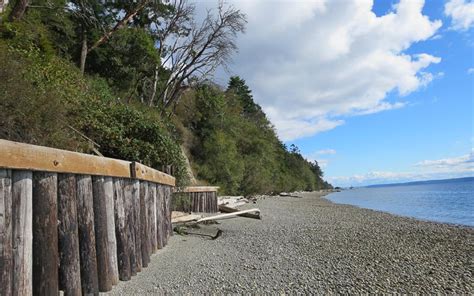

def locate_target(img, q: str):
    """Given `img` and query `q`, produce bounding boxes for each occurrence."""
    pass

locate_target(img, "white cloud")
[329,150,474,186]
[315,149,337,155]
[445,0,474,31]
[468,68,474,74]
[223,0,442,140]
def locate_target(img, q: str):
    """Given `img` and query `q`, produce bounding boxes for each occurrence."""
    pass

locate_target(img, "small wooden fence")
[0,139,175,295]
[172,186,219,213]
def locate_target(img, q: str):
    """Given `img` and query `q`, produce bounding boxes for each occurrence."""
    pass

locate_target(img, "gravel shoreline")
[110,192,473,294]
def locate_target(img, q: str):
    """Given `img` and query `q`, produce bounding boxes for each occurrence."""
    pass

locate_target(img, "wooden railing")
[0,139,175,295]
[172,186,219,213]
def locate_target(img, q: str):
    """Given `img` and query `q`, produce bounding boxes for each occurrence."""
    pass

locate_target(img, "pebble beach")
[110,191,473,294]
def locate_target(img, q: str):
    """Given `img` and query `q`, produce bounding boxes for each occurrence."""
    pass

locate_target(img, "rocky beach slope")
[110,192,473,294]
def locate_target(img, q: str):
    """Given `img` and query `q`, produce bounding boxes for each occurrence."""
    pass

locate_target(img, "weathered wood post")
[123,180,137,276]
[113,178,131,281]
[92,176,112,292]
[0,169,13,295]
[155,185,164,249]
[12,170,33,296]
[149,183,157,253]
[131,180,142,272]
[32,172,58,295]
[139,181,150,267]
[76,175,99,295]
[57,174,81,296]
[103,177,119,285]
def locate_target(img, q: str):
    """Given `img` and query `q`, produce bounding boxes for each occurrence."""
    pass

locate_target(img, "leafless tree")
[149,0,246,112]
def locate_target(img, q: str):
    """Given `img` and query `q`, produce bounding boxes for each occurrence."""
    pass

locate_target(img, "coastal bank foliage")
[0,0,331,193]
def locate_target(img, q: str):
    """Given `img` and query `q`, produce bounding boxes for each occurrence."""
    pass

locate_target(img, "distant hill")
[366,177,474,188]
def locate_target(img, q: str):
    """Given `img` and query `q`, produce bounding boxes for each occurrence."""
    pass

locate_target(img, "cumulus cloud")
[221,0,442,140]
[445,0,474,31]
[329,150,474,186]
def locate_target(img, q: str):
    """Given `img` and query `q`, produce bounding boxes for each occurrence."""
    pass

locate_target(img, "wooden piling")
[32,172,58,295]
[12,170,33,296]
[139,181,150,267]
[57,174,81,296]
[103,177,119,285]
[92,176,112,292]
[76,175,99,295]
[155,185,164,249]
[0,169,13,296]
[123,180,137,276]
[113,178,130,281]
[131,180,142,272]
[149,183,157,253]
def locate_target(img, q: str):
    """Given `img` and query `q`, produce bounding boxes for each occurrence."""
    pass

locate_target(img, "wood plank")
[0,140,130,179]
[0,169,13,296]
[76,175,99,295]
[32,172,59,295]
[57,174,81,296]
[113,179,130,281]
[130,162,175,187]
[180,186,219,193]
[139,181,150,267]
[92,176,112,292]
[103,177,119,285]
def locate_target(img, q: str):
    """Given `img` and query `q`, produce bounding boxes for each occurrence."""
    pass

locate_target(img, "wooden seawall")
[172,186,219,213]
[0,139,174,295]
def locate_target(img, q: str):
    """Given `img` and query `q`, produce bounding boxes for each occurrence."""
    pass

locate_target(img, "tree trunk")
[80,29,88,74]
[8,0,28,21]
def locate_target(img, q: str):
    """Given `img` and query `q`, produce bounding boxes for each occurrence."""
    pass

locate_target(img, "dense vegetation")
[0,0,331,194]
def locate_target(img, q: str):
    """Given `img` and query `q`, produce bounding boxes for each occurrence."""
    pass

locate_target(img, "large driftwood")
[0,169,13,296]
[32,172,59,295]
[12,170,33,296]
[171,214,203,224]
[92,176,112,292]
[196,209,261,223]
[103,177,119,285]
[76,175,99,295]
[57,174,81,296]
[113,179,130,281]
[218,205,261,220]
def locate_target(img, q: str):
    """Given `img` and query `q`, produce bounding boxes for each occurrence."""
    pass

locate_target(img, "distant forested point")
[366,177,474,188]
[0,0,332,194]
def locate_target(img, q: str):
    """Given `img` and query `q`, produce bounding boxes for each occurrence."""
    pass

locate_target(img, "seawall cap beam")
[0,140,175,186]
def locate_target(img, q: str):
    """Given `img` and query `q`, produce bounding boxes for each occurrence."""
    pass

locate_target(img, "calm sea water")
[326,178,474,226]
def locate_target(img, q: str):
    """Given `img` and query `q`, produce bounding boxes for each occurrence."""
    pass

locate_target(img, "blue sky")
[209,0,473,187]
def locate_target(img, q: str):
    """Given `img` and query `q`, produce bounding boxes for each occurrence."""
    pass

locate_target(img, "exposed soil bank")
[110,192,473,294]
